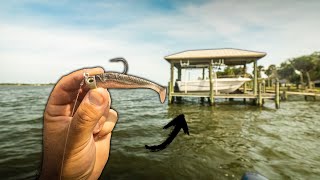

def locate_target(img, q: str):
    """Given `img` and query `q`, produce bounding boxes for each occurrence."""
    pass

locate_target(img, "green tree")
[265,64,277,78]
[257,65,264,78]
[278,61,300,84]
[290,56,315,89]
[217,66,243,77]
[309,52,320,81]
[265,64,277,87]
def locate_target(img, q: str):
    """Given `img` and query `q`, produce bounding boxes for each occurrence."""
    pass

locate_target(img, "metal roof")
[164,48,266,66]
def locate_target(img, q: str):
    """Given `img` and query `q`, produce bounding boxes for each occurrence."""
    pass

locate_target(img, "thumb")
[69,88,110,145]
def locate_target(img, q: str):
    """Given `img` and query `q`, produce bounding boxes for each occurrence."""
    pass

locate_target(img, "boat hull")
[176,78,251,93]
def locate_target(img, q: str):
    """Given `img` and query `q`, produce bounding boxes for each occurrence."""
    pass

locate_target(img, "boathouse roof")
[164,48,266,66]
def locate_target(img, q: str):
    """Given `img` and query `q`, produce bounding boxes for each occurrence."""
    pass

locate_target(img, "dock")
[164,48,281,108]
[171,92,274,99]
[268,89,320,101]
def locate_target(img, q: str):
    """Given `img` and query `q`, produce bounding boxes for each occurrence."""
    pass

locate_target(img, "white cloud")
[0,23,170,84]
[1,0,319,84]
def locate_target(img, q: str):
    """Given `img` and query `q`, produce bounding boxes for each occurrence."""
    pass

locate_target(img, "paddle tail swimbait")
[84,58,167,103]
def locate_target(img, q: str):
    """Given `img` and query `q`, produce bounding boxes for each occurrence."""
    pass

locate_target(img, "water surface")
[0,86,319,179]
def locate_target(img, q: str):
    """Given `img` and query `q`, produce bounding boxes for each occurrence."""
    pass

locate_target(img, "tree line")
[216,51,320,88]
[265,51,320,88]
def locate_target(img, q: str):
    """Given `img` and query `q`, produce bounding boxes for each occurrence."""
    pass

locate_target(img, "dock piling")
[243,64,247,94]
[168,62,174,104]
[281,90,288,101]
[209,61,214,105]
[258,82,262,106]
[253,60,258,96]
[275,79,280,109]
[168,82,172,104]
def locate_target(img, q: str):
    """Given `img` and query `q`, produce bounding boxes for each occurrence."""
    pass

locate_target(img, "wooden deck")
[266,90,320,97]
[171,92,275,99]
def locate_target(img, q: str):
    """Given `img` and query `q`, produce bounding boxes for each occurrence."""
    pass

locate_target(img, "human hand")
[40,67,118,179]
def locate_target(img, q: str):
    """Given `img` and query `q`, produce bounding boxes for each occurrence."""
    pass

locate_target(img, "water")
[0,86,319,179]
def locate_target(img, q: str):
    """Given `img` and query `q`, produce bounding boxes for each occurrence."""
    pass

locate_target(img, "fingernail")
[89,89,104,105]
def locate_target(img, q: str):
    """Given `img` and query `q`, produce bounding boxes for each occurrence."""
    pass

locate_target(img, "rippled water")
[0,86,319,179]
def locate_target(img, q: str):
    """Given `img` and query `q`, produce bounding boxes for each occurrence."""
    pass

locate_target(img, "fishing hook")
[110,57,128,74]
[83,57,128,89]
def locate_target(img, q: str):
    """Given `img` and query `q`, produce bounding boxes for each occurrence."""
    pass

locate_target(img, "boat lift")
[164,48,280,108]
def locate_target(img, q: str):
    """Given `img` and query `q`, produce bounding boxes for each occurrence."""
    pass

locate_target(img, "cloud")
[0,0,319,83]
[0,23,170,83]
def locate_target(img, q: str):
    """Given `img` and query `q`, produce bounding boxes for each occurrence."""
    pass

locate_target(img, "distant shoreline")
[0,83,55,86]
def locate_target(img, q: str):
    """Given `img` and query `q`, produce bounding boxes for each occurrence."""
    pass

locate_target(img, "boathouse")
[164,48,280,108]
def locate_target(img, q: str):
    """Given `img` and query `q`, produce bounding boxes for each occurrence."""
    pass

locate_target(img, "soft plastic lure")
[84,57,166,103]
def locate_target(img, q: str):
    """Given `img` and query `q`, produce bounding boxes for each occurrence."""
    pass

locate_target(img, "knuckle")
[113,110,118,117]
[109,109,118,120]
[75,104,97,128]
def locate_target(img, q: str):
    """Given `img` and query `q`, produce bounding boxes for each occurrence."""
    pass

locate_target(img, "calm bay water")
[0,86,319,179]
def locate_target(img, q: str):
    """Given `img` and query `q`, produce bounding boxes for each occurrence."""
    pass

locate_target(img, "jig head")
[84,57,128,89]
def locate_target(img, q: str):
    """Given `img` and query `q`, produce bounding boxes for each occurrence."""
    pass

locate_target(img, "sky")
[0,0,319,84]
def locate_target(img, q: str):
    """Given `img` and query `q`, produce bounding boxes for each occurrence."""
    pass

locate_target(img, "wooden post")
[168,62,174,104]
[242,64,247,103]
[258,82,262,106]
[202,68,205,80]
[209,61,214,105]
[168,82,171,104]
[177,67,182,102]
[304,95,308,101]
[275,79,280,109]
[305,95,316,101]
[243,64,247,94]
[281,90,287,101]
[200,97,205,103]
[199,68,205,103]
[253,60,258,96]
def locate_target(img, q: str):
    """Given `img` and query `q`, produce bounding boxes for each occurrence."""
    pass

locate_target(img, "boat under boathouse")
[164,48,281,108]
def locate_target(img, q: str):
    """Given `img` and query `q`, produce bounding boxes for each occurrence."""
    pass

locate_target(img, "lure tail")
[159,87,167,103]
